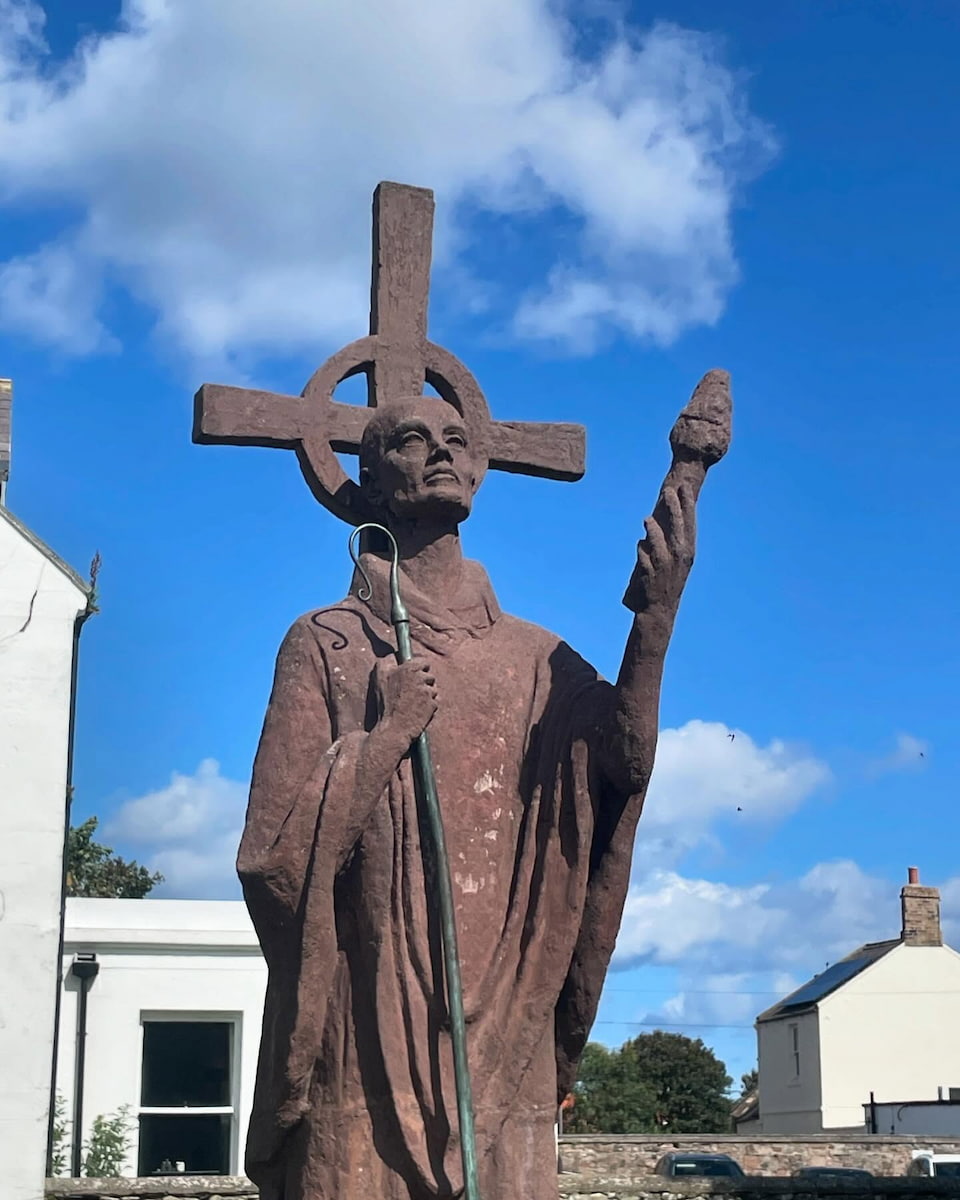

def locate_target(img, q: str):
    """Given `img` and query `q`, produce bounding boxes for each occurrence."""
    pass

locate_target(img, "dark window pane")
[141,1022,231,1107]
[138,1113,231,1176]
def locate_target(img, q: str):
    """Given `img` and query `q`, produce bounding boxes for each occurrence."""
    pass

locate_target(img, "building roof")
[731,1087,759,1126]
[757,939,899,1023]
[0,505,90,596]
[65,897,261,953]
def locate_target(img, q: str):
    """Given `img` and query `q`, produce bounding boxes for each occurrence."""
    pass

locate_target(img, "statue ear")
[359,465,393,523]
[359,465,384,508]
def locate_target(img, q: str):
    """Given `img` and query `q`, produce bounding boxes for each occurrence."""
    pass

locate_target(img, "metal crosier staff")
[348,522,481,1200]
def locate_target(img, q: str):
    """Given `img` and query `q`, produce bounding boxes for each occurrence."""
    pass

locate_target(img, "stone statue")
[193,183,731,1200]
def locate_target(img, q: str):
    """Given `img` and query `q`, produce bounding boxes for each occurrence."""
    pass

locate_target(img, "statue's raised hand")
[623,370,731,617]
[629,485,697,617]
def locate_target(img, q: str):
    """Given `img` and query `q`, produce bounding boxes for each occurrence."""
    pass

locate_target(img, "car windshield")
[674,1160,742,1177]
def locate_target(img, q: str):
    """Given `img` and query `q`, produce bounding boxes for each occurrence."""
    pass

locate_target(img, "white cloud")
[0,0,774,361]
[616,871,781,964]
[615,857,960,976]
[0,244,115,354]
[867,731,929,776]
[105,758,246,899]
[656,971,792,1032]
[639,719,831,863]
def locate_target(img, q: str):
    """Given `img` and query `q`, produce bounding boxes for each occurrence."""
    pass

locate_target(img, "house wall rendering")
[818,941,960,1130]
[756,1008,823,1134]
[0,497,89,1200]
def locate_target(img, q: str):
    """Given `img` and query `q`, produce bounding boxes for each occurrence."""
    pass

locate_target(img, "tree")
[565,1042,657,1134]
[740,1067,759,1096]
[566,1032,733,1135]
[66,817,163,899]
[626,1031,733,1134]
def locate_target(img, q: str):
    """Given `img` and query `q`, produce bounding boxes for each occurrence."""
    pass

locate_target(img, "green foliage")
[566,1031,733,1135]
[740,1067,759,1096]
[66,816,163,899]
[627,1031,733,1133]
[83,1106,132,1178]
[48,1093,70,1176]
[565,1042,658,1134]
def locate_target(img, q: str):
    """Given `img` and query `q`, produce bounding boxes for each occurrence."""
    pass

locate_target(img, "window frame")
[788,1021,801,1081]
[137,1010,242,1175]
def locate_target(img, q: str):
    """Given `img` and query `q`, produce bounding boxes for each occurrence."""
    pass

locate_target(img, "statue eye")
[400,431,426,448]
[447,433,466,449]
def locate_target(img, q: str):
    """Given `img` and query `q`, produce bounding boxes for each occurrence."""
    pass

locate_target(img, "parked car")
[909,1152,960,1179]
[793,1167,874,1183]
[654,1153,745,1178]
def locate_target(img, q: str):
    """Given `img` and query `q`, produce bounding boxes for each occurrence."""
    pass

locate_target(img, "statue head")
[359,395,480,526]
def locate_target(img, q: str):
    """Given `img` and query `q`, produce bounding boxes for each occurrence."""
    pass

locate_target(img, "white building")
[866,1096,960,1137]
[56,898,266,1178]
[0,379,92,1200]
[755,869,960,1134]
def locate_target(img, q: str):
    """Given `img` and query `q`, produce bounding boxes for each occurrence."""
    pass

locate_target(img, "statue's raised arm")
[608,369,732,795]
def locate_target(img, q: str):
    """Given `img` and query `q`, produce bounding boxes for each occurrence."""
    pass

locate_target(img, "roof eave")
[0,506,90,596]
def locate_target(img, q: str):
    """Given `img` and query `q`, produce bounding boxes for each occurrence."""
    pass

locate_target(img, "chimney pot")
[908,866,919,884]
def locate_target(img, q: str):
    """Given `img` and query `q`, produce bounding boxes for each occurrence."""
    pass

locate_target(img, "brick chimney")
[0,377,10,505]
[901,866,942,946]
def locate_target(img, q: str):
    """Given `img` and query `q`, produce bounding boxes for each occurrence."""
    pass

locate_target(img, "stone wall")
[46,1177,960,1200]
[558,1185,960,1199]
[559,1136,960,1180]
[46,1181,257,1199]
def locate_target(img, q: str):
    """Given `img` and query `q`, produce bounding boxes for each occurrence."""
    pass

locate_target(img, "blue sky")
[2,0,958,1086]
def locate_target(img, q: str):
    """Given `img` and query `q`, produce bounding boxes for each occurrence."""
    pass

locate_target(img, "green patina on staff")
[348,521,481,1200]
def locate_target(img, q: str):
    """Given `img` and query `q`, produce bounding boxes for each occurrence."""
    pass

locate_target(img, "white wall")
[818,942,960,1130]
[56,899,267,1177]
[0,510,87,1200]
[757,1008,823,1134]
[870,1102,960,1136]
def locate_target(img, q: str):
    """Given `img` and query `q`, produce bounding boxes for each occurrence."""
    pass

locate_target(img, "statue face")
[360,397,478,523]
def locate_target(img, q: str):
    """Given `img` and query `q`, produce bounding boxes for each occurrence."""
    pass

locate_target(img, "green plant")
[82,1106,132,1178]
[48,1093,70,1176]
[66,816,163,898]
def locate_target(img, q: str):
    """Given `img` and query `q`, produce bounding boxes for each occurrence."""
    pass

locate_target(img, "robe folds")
[238,554,646,1200]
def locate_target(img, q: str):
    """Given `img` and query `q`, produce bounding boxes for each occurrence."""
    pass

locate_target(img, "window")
[138,1017,238,1176]
[789,1023,800,1079]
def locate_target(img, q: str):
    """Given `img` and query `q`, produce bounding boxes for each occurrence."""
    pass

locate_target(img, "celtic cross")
[193,182,586,525]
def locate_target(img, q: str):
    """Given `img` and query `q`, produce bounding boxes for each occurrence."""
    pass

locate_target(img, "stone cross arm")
[193,182,585,525]
[194,382,584,473]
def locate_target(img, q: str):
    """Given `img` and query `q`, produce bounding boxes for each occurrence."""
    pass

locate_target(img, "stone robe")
[238,554,645,1200]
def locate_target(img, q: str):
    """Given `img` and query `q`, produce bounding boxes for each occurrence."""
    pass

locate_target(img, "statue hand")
[623,371,729,617]
[627,483,696,617]
[380,657,439,743]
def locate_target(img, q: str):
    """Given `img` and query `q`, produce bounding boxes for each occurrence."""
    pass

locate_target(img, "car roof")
[664,1153,736,1161]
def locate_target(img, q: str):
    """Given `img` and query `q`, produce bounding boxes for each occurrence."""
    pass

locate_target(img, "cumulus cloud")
[0,0,774,361]
[615,859,894,970]
[619,864,960,1036]
[655,970,798,1032]
[104,717,829,906]
[105,758,246,899]
[867,731,929,776]
[638,719,831,864]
